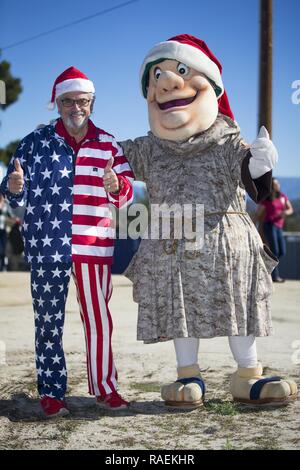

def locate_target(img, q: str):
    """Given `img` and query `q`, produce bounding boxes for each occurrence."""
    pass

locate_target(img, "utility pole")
[259,0,273,137]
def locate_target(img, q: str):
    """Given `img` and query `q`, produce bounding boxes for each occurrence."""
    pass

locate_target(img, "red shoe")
[96,391,129,410]
[40,396,69,418]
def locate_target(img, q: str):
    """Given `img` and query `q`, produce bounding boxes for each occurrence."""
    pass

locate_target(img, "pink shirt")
[261,193,288,229]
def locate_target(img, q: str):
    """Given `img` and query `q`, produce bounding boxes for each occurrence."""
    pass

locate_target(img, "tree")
[0,140,20,166]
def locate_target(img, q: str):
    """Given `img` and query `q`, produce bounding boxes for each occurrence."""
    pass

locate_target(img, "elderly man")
[0,67,134,417]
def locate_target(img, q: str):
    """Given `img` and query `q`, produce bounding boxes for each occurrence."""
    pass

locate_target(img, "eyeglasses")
[60,98,91,108]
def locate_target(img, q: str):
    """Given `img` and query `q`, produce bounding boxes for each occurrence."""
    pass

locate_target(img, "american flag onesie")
[0,118,134,400]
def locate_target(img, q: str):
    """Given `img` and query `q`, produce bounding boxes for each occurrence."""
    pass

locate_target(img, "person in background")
[0,193,17,271]
[255,178,293,282]
[7,218,25,270]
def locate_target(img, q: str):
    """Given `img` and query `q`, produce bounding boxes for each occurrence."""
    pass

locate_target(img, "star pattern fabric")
[32,262,71,399]
[0,125,74,265]
[0,119,135,402]
[0,120,134,265]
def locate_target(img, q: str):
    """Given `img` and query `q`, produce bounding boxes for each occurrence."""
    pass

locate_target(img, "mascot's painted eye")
[177,63,190,76]
[154,67,162,80]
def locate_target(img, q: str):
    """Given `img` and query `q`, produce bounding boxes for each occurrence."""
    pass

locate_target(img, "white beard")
[65,113,88,130]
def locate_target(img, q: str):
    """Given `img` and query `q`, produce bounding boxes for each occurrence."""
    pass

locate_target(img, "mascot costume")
[120,34,297,407]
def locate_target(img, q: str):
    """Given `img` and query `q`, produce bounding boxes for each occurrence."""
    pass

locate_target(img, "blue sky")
[1,0,299,176]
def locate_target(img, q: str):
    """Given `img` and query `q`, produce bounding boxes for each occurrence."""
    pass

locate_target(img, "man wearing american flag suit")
[0,67,134,418]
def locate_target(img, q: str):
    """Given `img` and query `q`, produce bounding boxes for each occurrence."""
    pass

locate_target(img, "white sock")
[173,337,200,368]
[228,335,258,368]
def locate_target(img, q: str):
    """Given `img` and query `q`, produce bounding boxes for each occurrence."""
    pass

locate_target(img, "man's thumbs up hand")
[8,158,25,194]
[103,157,119,193]
[249,126,278,179]
[14,158,23,174]
[104,157,114,173]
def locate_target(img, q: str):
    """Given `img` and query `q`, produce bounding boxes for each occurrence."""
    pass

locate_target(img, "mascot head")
[140,34,234,141]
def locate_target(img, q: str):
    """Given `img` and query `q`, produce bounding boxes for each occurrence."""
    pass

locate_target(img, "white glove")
[248,126,278,179]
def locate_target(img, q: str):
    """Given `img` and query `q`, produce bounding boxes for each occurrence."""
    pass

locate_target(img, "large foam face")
[147,59,218,141]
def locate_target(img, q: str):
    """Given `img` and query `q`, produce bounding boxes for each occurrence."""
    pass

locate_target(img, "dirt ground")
[0,273,299,450]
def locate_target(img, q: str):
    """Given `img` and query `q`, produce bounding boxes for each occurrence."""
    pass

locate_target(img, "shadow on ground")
[0,393,294,423]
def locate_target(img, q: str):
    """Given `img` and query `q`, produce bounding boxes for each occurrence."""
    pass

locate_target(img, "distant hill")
[275,177,300,201]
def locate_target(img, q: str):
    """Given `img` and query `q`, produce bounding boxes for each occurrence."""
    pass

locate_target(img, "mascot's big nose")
[158,71,185,93]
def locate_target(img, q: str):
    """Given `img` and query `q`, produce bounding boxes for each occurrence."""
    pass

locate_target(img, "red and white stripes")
[72,132,134,264]
[72,262,118,396]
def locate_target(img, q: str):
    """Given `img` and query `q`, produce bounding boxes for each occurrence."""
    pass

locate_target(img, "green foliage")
[0,60,22,110]
[204,399,238,416]
[222,438,238,450]
[0,139,20,166]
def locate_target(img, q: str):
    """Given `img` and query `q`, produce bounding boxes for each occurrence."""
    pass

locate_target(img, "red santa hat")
[48,66,95,110]
[140,34,234,120]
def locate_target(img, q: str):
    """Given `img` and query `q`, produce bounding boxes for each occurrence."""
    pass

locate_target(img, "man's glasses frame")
[60,98,91,108]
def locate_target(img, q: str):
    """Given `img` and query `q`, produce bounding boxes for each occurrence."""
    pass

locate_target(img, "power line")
[1,0,140,51]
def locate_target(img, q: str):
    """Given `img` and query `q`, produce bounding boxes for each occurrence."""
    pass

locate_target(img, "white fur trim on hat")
[48,78,95,109]
[55,77,95,99]
[140,40,224,98]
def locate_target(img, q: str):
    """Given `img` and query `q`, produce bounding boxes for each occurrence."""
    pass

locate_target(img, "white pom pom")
[47,101,55,110]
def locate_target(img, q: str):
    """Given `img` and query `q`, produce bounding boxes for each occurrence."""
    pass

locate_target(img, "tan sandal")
[231,363,298,406]
[161,364,205,409]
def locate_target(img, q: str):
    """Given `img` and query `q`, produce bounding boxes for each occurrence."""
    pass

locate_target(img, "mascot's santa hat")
[140,34,234,120]
[48,66,95,110]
